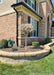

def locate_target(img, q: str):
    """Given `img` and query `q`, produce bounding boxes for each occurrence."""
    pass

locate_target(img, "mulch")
[0,45,44,53]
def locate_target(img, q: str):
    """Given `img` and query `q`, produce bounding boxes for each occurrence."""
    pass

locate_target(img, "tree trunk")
[25,35,27,50]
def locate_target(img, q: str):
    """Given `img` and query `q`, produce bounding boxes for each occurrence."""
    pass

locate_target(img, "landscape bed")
[0,45,44,52]
[0,45,54,75]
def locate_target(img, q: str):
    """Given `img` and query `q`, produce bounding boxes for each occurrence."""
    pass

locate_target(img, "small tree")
[19,24,33,50]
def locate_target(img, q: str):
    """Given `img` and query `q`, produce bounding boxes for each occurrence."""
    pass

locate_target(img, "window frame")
[25,0,36,10]
[28,19,38,37]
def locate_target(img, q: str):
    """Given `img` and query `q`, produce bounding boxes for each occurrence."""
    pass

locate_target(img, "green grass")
[0,46,54,75]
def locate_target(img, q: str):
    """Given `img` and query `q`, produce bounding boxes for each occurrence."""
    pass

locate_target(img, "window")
[28,17,37,37]
[25,0,37,37]
[25,0,36,10]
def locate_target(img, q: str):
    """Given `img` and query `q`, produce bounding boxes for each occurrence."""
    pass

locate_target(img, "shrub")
[11,48,18,52]
[19,45,24,48]
[32,42,39,47]
[39,41,45,45]
[0,39,8,48]
[45,38,51,43]
[39,38,51,45]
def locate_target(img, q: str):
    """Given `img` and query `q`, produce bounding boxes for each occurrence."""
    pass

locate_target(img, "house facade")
[0,0,53,46]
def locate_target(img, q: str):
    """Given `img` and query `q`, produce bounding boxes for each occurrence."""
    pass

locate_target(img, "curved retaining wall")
[0,47,50,58]
[0,41,53,63]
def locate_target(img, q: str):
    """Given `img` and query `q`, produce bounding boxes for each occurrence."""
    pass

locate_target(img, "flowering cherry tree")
[19,24,33,50]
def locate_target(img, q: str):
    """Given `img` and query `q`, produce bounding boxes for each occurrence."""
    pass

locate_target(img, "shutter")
[28,16,30,23]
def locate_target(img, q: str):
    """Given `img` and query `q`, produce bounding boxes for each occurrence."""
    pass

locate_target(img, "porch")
[11,2,42,46]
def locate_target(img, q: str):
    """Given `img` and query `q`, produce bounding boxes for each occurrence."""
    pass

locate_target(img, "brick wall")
[18,37,45,45]
[0,13,16,43]
[0,11,29,46]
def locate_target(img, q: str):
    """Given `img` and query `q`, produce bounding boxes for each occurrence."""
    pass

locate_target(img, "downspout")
[12,0,18,46]
[13,6,18,46]
[12,0,19,46]
[16,0,18,46]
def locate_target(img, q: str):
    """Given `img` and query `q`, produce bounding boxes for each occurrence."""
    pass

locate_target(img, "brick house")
[0,0,53,46]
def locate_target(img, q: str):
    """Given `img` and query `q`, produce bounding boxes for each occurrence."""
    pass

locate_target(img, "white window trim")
[30,0,35,4]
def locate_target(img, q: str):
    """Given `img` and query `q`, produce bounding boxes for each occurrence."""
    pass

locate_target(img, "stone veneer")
[38,1,52,37]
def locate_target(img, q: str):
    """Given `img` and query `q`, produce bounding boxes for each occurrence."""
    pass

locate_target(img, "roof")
[52,21,54,27]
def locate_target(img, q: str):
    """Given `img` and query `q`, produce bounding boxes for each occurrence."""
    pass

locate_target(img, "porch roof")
[11,2,42,21]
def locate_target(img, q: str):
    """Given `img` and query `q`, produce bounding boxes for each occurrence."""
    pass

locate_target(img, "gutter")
[11,2,42,19]
[16,0,18,46]
[12,0,18,46]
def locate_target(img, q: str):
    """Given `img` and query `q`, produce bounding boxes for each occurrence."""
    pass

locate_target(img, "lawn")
[0,46,54,75]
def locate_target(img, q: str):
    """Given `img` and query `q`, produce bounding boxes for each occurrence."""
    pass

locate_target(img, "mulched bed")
[0,45,44,53]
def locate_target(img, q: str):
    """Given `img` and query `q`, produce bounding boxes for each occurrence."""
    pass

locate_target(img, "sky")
[51,0,54,21]
[52,18,54,21]
[51,0,54,6]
